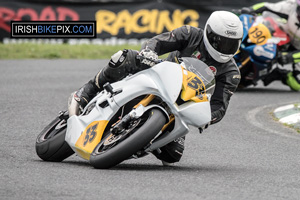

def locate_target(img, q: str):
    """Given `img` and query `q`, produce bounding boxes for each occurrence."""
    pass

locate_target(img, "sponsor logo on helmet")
[225,30,237,36]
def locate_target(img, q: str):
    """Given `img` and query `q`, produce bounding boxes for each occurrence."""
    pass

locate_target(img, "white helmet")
[204,11,243,63]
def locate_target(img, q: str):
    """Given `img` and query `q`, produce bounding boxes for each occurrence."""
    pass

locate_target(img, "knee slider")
[103,49,139,82]
[109,49,138,70]
[109,50,126,68]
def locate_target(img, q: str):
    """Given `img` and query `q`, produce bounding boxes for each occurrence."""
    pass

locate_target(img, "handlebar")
[136,54,163,65]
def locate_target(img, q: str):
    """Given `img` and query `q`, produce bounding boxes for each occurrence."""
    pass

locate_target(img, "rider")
[238,0,300,91]
[71,11,243,165]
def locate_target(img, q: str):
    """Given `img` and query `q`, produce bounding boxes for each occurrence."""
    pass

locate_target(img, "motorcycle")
[35,56,215,169]
[234,11,290,88]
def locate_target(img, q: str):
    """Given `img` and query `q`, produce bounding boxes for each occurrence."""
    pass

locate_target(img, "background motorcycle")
[234,11,290,88]
[35,57,215,169]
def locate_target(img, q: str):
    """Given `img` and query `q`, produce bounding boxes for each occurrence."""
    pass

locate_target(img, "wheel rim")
[94,113,150,155]
[38,119,67,143]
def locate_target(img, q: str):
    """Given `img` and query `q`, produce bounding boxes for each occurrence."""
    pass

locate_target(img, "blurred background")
[0,0,279,45]
[0,0,280,59]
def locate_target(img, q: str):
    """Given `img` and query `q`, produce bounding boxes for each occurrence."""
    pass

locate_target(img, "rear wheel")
[36,112,74,162]
[90,108,166,169]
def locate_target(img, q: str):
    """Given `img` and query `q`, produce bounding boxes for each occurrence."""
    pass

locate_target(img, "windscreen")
[181,57,216,99]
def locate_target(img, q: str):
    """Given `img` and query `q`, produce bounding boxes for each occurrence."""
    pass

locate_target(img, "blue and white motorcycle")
[234,11,290,88]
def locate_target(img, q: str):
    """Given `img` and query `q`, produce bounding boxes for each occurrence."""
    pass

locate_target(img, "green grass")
[0,43,142,59]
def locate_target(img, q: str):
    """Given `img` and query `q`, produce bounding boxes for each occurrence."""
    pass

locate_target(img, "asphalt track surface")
[1,60,300,200]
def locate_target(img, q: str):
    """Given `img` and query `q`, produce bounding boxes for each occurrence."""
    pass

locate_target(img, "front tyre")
[36,112,74,162]
[90,108,166,169]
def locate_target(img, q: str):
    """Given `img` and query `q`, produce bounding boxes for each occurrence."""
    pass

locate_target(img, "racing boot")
[262,68,288,86]
[74,49,139,110]
[153,136,185,166]
[285,66,300,91]
[69,69,112,116]
[74,77,104,110]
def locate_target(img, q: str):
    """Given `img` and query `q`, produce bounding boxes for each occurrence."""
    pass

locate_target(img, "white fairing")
[66,60,212,157]
[112,61,183,106]
[178,101,211,126]
[66,89,121,149]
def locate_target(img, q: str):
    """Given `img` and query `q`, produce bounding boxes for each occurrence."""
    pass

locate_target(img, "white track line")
[247,105,300,140]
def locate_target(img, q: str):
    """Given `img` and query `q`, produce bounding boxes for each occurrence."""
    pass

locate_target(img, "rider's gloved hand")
[138,48,159,68]
[278,52,293,65]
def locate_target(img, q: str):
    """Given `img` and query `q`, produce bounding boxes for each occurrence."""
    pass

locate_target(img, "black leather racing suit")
[142,25,241,124]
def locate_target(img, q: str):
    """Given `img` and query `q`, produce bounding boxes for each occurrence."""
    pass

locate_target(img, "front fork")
[111,94,169,134]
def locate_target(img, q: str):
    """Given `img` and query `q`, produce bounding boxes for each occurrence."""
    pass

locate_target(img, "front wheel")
[90,108,166,169]
[36,112,74,162]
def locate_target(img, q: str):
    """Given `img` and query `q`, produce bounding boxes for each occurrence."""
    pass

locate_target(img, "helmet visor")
[206,24,241,55]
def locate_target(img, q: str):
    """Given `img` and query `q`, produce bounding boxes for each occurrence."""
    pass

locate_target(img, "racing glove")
[278,52,294,65]
[138,48,159,68]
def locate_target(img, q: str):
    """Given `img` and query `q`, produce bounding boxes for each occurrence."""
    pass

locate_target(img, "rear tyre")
[36,113,74,162]
[90,108,166,169]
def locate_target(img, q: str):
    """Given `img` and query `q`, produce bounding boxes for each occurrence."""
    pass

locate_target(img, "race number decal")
[248,24,271,45]
[188,76,204,95]
[181,67,208,102]
[83,123,98,146]
[75,120,108,160]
